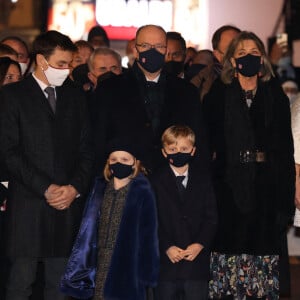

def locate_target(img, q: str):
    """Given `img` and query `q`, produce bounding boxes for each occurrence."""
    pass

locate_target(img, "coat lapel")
[26,75,55,117]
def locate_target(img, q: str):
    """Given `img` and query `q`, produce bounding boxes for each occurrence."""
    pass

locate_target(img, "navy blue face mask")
[166,151,193,167]
[235,54,261,77]
[109,162,134,179]
[138,48,165,73]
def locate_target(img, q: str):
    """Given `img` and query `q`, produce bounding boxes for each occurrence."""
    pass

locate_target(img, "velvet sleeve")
[60,178,106,299]
[138,183,160,287]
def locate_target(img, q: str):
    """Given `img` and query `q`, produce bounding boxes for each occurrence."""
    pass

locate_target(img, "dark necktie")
[176,175,186,195]
[44,86,56,113]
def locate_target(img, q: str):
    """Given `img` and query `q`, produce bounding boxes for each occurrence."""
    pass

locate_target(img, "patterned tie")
[44,86,56,113]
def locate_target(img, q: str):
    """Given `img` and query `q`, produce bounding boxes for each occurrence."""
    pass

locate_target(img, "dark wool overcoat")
[151,162,218,281]
[60,174,159,300]
[0,75,94,257]
[203,77,295,255]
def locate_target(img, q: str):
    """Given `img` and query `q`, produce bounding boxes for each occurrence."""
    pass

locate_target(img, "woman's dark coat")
[203,77,295,255]
[60,174,159,300]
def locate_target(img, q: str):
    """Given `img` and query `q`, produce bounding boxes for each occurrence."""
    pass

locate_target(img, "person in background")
[69,40,93,75]
[203,31,294,300]
[1,36,30,75]
[87,25,110,49]
[123,38,136,68]
[281,79,299,105]
[268,36,296,83]
[0,43,18,61]
[0,56,22,86]
[87,47,122,89]
[61,138,159,300]
[184,46,197,71]
[164,31,186,78]
[191,25,241,102]
[152,125,217,300]
[281,79,300,261]
[0,30,94,300]
[185,49,214,82]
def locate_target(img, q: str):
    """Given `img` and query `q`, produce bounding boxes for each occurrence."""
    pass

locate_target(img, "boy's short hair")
[161,125,195,147]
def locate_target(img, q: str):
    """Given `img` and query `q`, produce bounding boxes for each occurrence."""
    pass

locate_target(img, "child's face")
[162,136,195,157]
[108,151,135,166]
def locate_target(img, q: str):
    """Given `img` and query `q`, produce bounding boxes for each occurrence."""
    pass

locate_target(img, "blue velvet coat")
[60,174,159,300]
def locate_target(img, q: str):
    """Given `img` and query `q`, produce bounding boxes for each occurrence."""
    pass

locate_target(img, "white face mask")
[19,62,28,75]
[43,61,69,86]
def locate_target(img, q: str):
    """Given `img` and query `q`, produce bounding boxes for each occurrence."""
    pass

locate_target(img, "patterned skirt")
[209,252,279,300]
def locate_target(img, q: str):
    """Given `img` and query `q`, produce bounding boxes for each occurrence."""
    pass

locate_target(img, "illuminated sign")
[48,0,172,41]
[95,0,172,40]
[48,0,97,41]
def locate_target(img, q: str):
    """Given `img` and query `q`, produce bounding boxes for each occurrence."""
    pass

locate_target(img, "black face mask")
[166,151,193,167]
[235,54,261,77]
[163,61,184,76]
[138,48,165,73]
[97,71,117,84]
[109,162,134,179]
[185,63,207,81]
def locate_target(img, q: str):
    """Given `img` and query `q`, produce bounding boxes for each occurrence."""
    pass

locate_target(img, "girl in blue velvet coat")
[60,139,159,300]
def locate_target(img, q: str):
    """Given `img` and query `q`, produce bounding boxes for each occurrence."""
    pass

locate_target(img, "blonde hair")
[221,31,274,84]
[161,125,195,147]
[103,156,147,181]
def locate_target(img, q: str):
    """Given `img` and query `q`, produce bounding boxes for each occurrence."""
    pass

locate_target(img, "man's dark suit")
[151,163,218,281]
[92,63,208,174]
[0,75,94,258]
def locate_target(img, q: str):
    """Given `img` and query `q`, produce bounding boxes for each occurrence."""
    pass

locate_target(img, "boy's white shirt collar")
[170,165,189,188]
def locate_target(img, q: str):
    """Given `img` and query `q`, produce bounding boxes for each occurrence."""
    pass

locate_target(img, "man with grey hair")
[87,47,122,89]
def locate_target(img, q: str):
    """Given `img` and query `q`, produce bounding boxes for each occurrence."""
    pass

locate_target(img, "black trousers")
[155,279,208,300]
[6,257,68,300]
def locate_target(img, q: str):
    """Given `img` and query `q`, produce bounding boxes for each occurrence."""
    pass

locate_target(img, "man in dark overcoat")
[0,30,94,300]
[92,24,208,175]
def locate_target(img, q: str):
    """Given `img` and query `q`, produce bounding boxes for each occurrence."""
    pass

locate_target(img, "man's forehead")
[49,48,73,61]
[137,26,166,41]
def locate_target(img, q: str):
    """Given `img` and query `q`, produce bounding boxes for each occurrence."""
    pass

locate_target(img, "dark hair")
[88,25,110,47]
[166,31,186,52]
[0,57,21,86]
[74,40,94,53]
[0,43,18,58]
[1,36,29,55]
[32,30,77,60]
[211,25,241,50]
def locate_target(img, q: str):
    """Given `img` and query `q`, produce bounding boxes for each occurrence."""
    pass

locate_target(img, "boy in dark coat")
[151,125,218,300]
